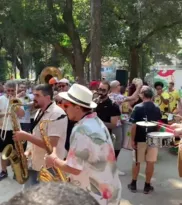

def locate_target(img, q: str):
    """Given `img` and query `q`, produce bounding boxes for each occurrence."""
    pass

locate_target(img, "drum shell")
[112,126,123,151]
[178,140,182,177]
[122,122,132,150]
[147,132,173,148]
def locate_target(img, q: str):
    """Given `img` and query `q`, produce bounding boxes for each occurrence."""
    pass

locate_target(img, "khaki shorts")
[133,142,158,163]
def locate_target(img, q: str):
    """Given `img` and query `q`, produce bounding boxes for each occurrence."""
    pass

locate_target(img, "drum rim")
[147,131,174,137]
[136,121,157,127]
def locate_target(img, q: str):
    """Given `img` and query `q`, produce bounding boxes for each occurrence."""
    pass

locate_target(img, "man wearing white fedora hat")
[45,83,122,205]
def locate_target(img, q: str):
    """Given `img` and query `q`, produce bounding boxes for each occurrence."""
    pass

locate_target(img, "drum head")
[147,132,174,139]
[136,121,157,127]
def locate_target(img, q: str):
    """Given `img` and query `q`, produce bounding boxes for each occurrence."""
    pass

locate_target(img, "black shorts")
[0,130,14,152]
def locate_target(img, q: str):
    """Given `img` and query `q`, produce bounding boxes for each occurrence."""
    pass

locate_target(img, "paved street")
[0,149,182,205]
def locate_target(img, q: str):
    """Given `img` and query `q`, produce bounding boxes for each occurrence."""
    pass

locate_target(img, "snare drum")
[147,132,174,148]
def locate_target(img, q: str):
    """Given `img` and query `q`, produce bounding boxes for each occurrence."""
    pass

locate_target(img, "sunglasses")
[58,102,73,109]
[58,85,67,88]
[7,89,15,93]
[98,88,107,93]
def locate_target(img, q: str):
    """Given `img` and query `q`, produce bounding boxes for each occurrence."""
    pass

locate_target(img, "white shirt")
[0,95,13,130]
[19,95,32,123]
[31,102,68,171]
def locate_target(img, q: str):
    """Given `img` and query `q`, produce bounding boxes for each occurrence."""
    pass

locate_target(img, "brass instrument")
[38,119,68,182]
[2,99,29,184]
[39,66,62,84]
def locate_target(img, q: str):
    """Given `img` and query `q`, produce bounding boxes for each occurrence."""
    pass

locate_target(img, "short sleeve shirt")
[19,95,32,123]
[95,98,121,123]
[109,93,125,106]
[32,103,68,171]
[130,102,162,142]
[168,90,180,112]
[154,92,169,118]
[95,98,121,133]
[0,95,13,130]
[66,112,121,205]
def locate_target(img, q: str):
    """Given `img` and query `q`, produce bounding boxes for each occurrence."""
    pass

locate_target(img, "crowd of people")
[0,76,182,205]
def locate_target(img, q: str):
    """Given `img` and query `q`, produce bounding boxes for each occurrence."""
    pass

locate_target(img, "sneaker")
[0,171,8,181]
[118,170,126,176]
[143,184,154,194]
[128,182,137,193]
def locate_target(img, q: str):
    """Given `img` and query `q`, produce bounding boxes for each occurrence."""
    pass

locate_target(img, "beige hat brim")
[58,92,97,109]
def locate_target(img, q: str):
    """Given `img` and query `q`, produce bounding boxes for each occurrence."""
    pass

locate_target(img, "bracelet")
[53,157,58,167]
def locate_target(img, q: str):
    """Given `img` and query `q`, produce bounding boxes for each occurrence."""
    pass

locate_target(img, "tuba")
[38,119,68,182]
[2,99,29,184]
[39,66,62,84]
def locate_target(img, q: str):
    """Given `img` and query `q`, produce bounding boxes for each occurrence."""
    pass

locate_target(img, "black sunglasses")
[59,85,66,88]
[98,88,107,93]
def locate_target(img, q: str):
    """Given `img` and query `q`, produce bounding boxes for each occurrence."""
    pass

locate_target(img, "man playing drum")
[128,86,162,194]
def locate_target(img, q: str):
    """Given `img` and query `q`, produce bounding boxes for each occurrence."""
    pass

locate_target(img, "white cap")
[59,78,69,84]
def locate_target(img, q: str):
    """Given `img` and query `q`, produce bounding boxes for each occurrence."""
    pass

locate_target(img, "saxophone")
[38,119,68,182]
[2,99,29,184]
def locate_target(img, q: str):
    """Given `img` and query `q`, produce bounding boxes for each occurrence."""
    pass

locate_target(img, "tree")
[102,0,182,80]
[0,0,92,82]
[90,0,101,80]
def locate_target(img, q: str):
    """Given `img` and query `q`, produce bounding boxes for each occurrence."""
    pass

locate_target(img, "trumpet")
[93,93,101,104]
[38,117,69,182]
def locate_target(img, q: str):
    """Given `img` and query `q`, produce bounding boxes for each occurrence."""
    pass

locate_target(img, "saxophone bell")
[38,119,68,183]
[1,98,29,184]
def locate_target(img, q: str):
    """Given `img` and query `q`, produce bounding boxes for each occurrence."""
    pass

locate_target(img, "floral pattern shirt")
[109,93,126,106]
[66,112,122,205]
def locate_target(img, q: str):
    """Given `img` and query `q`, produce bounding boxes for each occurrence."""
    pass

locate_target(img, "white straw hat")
[58,83,97,109]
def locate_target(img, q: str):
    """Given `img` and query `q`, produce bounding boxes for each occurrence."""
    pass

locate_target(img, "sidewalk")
[118,149,182,205]
[0,149,182,204]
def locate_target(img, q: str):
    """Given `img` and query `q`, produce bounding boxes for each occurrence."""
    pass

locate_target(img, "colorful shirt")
[154,92,169,119]
[168,90,180,112]
[66,112,122,205]
[121,92,129,113]
[109,93,125,106]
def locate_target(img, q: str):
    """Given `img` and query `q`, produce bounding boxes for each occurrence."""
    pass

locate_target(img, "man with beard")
[95,81,142,158]
[13,84,68,189]
[95,81,121,135]
[0,80,25,180]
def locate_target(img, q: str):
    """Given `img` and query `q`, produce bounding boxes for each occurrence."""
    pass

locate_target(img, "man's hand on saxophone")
[44,148,57,168]
[13,130,60,150]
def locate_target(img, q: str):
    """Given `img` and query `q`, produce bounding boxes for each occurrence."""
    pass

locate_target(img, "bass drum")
[39,67,62,84]
[122,122,133,150]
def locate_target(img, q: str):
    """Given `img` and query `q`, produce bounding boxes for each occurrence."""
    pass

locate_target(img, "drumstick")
[151,121,175,134]
[162,112,182,120]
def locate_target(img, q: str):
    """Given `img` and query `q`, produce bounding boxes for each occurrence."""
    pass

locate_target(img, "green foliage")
[0,49,10,81]
[102,0,182,76]
[0,0,182,80]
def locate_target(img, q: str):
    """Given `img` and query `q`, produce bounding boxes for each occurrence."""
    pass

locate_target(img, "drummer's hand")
[170,123,182,129]
[174,128,182,136]
[131,140,136,150]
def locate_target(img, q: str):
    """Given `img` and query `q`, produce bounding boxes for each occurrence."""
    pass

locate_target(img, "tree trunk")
[129,46,140,81]
[16,57,25,78]
[72,54,85,84]
[91,0,101,81]
[12,54,17,79]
